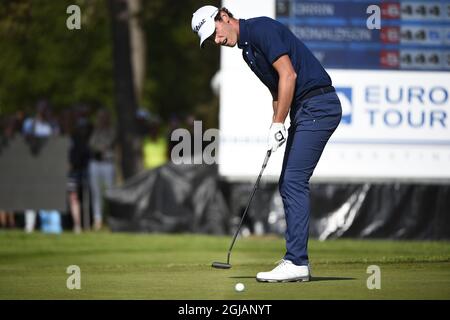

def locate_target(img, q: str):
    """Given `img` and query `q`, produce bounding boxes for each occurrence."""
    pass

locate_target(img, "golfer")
[192,6,342,282]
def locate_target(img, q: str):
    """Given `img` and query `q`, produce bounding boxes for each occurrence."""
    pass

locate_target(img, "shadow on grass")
[229,276,356,281]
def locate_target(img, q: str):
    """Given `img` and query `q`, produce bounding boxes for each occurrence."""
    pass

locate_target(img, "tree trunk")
[109,0,141,179]
[128,0,146,103]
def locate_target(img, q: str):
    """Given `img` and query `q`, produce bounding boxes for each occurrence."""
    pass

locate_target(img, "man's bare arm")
[272,99,278,122]
[272,55,297,124]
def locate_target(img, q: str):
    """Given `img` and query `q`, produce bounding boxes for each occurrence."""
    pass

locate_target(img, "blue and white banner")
[218,0,450,182]
[313,69,450,182]
[330,70,449,144]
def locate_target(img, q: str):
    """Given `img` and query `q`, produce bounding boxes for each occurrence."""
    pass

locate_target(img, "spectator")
[15,110,25,132]
[167,114,182,161]
[0,115,18,229]
[0,210,15,229]
[88,108,117,231]
[67,104,93,233]
[143,115,168,170]
[22,99,61,233]
[1,113,18,148]
[22,100,59,138]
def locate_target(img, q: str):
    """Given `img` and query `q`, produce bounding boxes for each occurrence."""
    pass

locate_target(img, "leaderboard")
[276,0,450,71]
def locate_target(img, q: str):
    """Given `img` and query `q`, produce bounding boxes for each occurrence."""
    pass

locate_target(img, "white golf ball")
[235,283,245,292]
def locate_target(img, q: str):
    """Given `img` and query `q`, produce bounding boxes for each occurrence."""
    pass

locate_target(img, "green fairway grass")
[0,231,449,299]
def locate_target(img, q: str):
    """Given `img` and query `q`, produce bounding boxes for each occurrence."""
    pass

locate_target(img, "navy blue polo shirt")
[238,17,331,104]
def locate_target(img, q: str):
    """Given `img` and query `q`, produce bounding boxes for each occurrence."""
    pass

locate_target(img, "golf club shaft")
[226,149,272,264]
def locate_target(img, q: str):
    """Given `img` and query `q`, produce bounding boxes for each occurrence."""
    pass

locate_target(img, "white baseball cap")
[191,5,219,48]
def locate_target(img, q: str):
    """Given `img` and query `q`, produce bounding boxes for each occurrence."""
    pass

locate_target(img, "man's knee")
[279,173,309,196]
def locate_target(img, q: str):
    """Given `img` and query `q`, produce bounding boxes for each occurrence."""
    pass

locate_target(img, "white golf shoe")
[256,259,311,282]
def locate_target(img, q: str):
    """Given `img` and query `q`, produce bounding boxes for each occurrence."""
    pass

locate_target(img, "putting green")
[0,231,449,299]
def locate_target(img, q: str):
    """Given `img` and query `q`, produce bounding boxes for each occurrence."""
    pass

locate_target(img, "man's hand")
[267,122,286,152]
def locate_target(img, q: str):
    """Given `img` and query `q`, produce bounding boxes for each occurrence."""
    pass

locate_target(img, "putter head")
[212,261,232,269]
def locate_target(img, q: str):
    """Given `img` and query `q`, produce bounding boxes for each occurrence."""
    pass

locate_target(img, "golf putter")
[212,149,272,269]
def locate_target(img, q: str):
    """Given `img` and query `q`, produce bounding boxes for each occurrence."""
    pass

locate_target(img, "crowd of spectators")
[0,100,119,233]
[0,99,202,234]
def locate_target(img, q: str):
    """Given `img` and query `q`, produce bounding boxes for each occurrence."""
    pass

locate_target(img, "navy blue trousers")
[280,92,342,266]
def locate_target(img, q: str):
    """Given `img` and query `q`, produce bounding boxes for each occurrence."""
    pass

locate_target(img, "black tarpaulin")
[308,183,450,240]
[105,163,450,239]
[105,163,229,234]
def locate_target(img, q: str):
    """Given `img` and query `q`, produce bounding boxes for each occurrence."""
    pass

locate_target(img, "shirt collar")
[238,19,250,49]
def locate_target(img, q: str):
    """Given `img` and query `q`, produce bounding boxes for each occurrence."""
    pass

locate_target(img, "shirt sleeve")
[251,18,289,64]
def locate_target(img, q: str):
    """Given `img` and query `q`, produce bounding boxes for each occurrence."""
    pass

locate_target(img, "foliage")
[0,0,113,115]
[141,0,220,127]
[0,0,220,127]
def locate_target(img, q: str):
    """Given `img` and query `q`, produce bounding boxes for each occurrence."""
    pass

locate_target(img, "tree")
[140,0,220,127]
[109,0,141,179]
[0,0,114,115]
[128,0,146,102]
[0,0,221,179]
